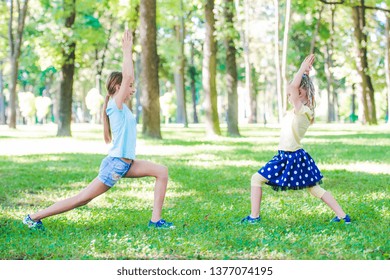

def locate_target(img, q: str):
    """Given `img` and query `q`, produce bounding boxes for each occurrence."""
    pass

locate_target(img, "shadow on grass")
[1,152,389,260]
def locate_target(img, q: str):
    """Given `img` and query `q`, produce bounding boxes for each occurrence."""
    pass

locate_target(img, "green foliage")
[0,124,389,259]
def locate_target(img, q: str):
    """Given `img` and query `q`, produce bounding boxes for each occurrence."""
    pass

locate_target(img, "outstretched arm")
[287,54,314,111]
[115,30,134,109]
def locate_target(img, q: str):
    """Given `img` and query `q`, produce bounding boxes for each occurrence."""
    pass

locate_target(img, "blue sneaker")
[148,219,175,229]
[23,214,45,230]
[241,215,261,224]
[330,214,351,224]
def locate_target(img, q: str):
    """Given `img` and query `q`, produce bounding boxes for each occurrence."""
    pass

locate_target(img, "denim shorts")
[97,156,132,187]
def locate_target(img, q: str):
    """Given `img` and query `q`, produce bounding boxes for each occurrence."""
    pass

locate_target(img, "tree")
[7,0,29,128]
[203,0,221,136]
[0,61,5,124]
[352,1,377,124]
[281,0,291,112]
[274,0,283,121]
[385,12,390,124]
[173,0,188,127]
[189,41,199,123]
[140,0,161,138]
[242,0,255,123]
[223,0,240,136]
[57,0,76,136]
[324,5,338,122]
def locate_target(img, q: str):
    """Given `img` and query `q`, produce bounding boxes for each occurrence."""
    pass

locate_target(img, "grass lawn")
[0,123,389,260]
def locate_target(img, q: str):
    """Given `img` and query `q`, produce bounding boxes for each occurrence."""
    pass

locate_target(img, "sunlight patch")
[321,162,390,175]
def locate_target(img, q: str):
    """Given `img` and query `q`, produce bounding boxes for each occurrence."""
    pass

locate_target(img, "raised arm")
[115,30,134,109]
[287,54,314,111]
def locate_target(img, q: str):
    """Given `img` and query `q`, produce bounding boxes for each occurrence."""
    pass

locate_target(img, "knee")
[308,185,326,198]
[157,165,168,180]
[251,172,266,187]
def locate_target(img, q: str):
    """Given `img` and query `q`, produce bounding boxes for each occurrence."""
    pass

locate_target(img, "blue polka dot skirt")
[258,149,323,191]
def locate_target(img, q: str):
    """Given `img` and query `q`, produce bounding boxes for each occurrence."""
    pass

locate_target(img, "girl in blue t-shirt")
[23,30,173,230]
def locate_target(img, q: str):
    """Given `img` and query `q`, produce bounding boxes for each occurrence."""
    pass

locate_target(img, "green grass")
[0,123,389,260]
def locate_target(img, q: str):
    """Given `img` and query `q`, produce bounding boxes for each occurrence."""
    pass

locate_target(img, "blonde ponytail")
[301,74,316,124]
[103,95,112,144]
[103,71,123,143]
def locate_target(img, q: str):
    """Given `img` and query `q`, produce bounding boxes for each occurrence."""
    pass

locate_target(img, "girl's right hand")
[122,30,133,53]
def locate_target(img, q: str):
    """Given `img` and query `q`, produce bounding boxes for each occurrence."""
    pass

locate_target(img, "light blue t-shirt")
[106,98,136,159]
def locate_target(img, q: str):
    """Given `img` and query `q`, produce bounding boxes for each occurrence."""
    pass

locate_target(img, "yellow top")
[277,105,313,152]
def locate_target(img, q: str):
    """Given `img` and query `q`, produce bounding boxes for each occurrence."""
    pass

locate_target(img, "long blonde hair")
[103,71,122,143]
[300,74,316,124]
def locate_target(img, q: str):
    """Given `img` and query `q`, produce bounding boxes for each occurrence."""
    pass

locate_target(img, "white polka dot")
[275,173,279,176]
[288,183,291,187]
[305,174,308,178]
[297,164,300,168]
[267,167,271,171]
[287,172,290,175]
[276,180,279,183]
[294,171,297,174]
[299,176,302,179]
[302,163,306,166]
[268,175,271,178]
[261,169,264,173]
[303,180,306,184]
[296,182,299,186]
[311,178,314,181]
[274,165,278,169]
[291,177,294,181]
[281,163,285,167]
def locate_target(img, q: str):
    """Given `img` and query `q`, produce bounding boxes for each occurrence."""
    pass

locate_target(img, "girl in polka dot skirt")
[241,54,350,224]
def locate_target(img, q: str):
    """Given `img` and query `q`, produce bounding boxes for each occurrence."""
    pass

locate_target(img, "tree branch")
[318,0,390,13]
[319,0,344,4]
[364,6,390,13]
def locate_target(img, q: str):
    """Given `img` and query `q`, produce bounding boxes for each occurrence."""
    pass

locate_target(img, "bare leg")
[251,185,262,218]
[124,160,168,222]
[321,191,346,218]
[250,173,267,218]
[30,178,110,221]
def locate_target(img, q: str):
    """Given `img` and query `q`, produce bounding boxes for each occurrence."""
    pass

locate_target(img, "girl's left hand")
[301,54,314,75]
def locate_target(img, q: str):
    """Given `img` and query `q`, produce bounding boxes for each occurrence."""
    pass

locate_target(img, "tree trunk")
[310,6,324,54]
[224,0,240,137]
[135,52,142,124]
[325,7,336,122]
[281,0,291,112]
[203,0,221,136]
[385,14,390,124]
[7,0,29,129]
[0,61,6,124]
[174,0,188,127]
[57,0,76,137]
[243,0,255,123]
[325,44,335,122]
[140,0,162,138]
[351,2,377,124]
[274,0,283,122]
[189,41,199,123]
